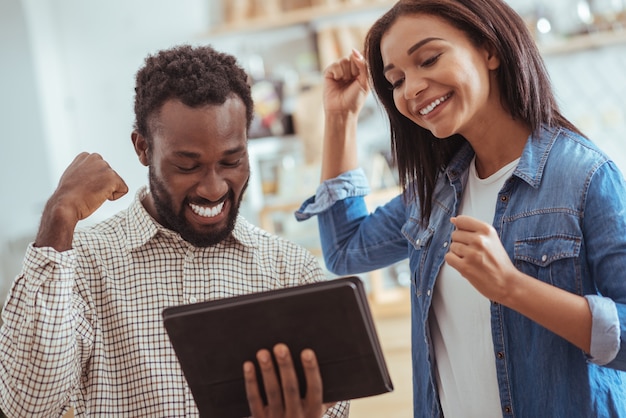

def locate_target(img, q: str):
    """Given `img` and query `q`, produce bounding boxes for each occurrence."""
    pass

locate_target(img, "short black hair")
[133,44,254,140]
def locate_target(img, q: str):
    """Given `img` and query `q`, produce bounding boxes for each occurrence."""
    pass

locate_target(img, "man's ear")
[131,131,150,166]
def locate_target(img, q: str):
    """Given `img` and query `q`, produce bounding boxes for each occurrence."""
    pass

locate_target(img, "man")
[0,44,348,418]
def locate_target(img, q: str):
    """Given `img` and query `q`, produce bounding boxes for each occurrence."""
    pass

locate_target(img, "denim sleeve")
[582,161,626,370]
[295,168,370,221]
[584,295,620,365]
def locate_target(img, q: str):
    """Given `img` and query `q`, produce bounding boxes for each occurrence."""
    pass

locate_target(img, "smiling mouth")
[189,201,225,218]
[419,93,452,116]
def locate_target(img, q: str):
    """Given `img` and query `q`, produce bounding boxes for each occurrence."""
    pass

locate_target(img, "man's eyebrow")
[174,151,201,159]
[173,146,246,159]
[383,37,444,74]
[223,145,246,156]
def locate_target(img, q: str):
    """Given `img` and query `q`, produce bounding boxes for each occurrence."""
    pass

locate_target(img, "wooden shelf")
[203,0,394,37]
[203,1,626,57]
[539,29,626,55]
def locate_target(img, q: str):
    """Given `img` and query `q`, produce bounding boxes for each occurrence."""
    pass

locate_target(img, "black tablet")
[162,275,393,418]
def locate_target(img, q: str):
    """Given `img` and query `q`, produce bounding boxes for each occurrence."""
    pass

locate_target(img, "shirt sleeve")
[324,400,350,417]
[581,160,626,370]
[584,295,621,365]
[0,244,89,417]
[295,169,370,221]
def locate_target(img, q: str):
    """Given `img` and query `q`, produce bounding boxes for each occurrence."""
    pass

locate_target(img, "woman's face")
[380,14,500,139]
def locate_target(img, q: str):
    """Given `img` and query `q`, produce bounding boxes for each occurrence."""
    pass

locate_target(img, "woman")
[296,0,626,416]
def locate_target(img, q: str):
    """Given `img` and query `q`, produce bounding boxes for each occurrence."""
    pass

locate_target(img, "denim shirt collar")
[444,125,560,189]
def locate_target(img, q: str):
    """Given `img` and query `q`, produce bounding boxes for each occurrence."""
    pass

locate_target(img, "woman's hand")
[322,49,370,117]
[320,49,370,181]
[445,215,592,352]
[444,215,517,303]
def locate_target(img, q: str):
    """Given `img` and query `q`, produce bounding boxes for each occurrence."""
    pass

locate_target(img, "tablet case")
[162,276,394,418]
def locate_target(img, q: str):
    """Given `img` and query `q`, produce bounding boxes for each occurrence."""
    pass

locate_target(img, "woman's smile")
[418,92,452,116]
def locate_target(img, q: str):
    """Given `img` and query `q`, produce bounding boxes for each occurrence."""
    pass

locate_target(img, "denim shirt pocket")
[513,235,582,294]
[402,217,435,296]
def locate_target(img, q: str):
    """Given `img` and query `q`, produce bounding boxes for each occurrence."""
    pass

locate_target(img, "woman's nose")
[403,73,427,100]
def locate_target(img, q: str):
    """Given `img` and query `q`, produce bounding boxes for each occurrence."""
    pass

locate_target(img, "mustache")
[186,176,249,207]
[186,190,232,206]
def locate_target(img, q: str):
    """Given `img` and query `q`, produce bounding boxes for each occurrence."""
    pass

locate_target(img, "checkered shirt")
[0,187,350,417]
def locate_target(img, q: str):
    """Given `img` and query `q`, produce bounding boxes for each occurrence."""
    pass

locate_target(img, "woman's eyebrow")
[407,37,443,55]
[383,37,444,74]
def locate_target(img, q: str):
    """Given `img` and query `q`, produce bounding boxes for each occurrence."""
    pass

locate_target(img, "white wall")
[9,0,214,227]
[0,0,214,296]
[0,0,52,242]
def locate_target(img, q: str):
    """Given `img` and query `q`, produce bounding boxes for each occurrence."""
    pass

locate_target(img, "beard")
[148,167,248,247]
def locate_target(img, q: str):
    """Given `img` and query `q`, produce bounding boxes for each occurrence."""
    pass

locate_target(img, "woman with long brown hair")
[298,0,626,416]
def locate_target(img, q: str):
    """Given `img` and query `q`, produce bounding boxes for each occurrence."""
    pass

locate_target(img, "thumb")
[350,49,369,92]
[350,49,366,74]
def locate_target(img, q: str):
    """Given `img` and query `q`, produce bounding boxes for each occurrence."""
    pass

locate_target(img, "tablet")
[162,276,393,418]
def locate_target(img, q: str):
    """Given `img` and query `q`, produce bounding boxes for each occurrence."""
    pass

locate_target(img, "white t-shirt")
[430,156,519,418]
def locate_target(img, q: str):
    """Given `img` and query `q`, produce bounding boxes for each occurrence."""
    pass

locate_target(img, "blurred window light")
[537,17,552,34]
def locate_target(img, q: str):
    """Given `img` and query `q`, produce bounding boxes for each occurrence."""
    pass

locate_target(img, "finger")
[256,349,284,416]
[273,344,302,414]
[243,361,266,418]
[326,56,360,83]
[109,175,129,201]
[340,57,354,76]
[444,251,464,274]
[451,215,489,233]
[70,152,91,164]
[301,348,324,414]
[324,58,350,80]
[70,153,127,200]
[324,63,342,80]
[448,241,464,258]
[83,155,127,201]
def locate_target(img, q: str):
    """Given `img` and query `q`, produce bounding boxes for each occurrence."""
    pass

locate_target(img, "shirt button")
[189,296,197,303]
[426,289,431,296]
[500,195,508,202]
[497,352,505,359]
[416,239,421,246]
[443,242,448,248]
[504,406,512,414]
[541,254,548,262]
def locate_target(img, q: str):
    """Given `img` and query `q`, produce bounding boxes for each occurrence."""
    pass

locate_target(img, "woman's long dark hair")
[364,0,582,224]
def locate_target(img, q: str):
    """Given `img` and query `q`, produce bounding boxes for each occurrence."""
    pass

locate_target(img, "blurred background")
[2,0,626,416]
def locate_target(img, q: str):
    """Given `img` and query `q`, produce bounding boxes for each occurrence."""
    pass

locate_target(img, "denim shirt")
[297,126,626,417]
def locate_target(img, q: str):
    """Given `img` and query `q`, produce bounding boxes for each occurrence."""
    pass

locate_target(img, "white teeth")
[189,201,225,218]
[419,93,451,116]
